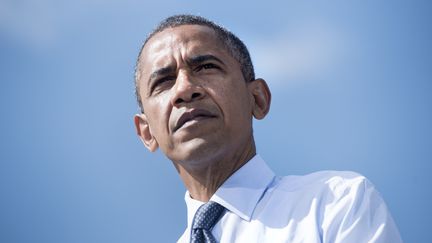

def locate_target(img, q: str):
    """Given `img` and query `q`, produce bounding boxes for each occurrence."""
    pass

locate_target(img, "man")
[134,14,402,243]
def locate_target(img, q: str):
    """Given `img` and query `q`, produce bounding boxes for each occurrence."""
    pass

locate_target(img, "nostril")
[191,92,201,99]
[175,97,185,104]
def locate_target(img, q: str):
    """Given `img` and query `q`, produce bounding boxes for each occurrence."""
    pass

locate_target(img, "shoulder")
[272,170,371,196]
[268,170,381,216]
[262,170,402,242]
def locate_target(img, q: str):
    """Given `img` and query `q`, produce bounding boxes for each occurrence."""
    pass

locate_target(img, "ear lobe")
[249,78,271,120]
[134,114,159,152]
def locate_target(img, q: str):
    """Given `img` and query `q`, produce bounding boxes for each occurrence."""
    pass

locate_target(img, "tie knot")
[192,201,225,230]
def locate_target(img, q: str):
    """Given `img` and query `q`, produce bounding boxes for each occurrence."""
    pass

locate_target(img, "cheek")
[144,99,171,136]
[210,83,252,121]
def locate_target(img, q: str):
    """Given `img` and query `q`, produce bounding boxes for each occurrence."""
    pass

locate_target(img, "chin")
[169,138,226,166]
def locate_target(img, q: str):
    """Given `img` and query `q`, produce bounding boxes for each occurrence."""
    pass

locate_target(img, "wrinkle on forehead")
[145,26,221,62]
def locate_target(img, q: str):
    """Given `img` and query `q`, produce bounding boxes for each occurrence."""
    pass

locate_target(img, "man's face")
[135,25,256,165]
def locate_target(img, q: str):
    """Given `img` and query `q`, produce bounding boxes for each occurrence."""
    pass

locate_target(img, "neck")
[174,138,256,202]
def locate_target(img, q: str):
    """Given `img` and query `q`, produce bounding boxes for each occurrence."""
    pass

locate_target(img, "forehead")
[143,24,225,57]
[138,25,230,74]
[147,24,224,50]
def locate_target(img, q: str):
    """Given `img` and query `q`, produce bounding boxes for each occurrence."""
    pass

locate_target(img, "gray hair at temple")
[134,14,255,113]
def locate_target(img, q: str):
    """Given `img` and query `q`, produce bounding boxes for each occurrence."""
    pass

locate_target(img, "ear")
[134,114,159,152]
[248,78,271,120]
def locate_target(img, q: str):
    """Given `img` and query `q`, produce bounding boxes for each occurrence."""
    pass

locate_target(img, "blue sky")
[1,1,431,242]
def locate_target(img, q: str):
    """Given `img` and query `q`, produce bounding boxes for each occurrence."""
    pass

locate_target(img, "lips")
[173,109,217,132]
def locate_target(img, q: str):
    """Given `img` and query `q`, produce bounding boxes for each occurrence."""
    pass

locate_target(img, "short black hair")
[134,14,255,113]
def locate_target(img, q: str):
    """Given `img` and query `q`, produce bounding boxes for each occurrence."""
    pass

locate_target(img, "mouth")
[173,109,217,132]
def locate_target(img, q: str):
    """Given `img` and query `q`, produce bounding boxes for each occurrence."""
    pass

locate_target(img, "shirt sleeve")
[321,174,403,243]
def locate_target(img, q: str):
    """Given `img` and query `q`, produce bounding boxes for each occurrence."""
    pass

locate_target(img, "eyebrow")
[148,54,224,82]
[149,66,175,82]
[187,54,225,67]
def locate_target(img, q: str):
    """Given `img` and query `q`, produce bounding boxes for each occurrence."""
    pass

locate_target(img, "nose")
[170,71,205,106]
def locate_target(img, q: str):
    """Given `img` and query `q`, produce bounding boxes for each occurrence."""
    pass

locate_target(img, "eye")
[151,76,175,94]
[195,63,219,72]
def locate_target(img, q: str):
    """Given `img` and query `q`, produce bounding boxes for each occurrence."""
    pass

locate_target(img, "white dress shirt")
[178,155,402,243]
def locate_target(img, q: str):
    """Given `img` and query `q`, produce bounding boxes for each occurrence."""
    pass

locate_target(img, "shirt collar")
[184,154,275,227]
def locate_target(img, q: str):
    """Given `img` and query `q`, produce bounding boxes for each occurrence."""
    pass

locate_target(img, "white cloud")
[0,0,59,49]
[0,0,125,49]
[247,22,349,87]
